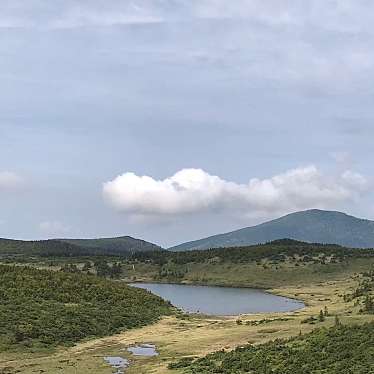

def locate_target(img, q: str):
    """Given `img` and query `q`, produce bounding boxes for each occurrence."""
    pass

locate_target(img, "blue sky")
[0,1,373,247]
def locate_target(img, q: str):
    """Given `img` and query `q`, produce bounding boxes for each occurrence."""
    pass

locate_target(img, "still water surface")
[130,283,304,315]
[127,344,158,356]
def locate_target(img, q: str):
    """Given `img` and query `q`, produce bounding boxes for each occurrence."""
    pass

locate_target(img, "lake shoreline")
[129,281,305,316]
[125,279,306,311]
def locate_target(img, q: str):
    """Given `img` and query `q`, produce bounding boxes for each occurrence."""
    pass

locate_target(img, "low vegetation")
[60,236,161,254]
[344,269,374,314]
[0,236,161,257]
[0,265,172,351]
[60,260,123,278]
[169,322,374,373]
[133,239,374,265]
[0,238,94,256]
[8,239,374,289]
[126,240,374,287]
[0,239,373,373]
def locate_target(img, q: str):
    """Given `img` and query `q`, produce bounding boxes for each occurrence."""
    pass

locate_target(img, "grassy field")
[5,240,374,290]
[0,270,373,373]
[20,254,374,288]
[121,257,374,288]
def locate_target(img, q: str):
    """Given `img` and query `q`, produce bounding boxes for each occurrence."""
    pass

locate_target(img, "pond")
[103,356,129,374]
[127,343,158,356]
[104,344,158,373]
[130,283,304,315]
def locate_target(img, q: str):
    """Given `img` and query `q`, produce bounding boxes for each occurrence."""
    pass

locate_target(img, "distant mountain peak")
[170,209,374,251]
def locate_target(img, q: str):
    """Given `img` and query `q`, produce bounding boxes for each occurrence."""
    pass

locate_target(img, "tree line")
[131,239,374,266]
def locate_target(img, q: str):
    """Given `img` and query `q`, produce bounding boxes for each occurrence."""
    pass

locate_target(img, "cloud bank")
[103,166,368,218]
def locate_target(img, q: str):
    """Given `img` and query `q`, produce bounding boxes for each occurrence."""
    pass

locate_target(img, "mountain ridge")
[0,235,161,256]
[60,235,162,253]
[170,209,374,251]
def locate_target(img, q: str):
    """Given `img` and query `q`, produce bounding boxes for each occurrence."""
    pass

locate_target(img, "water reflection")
[104,344,159,372]
[103,356,129,374]
[127,343,159,356]
[130,283,304,315]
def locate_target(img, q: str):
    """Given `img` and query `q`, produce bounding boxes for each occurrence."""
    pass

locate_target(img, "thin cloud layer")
[2,1,374,31]
[0,171,23,191]
[2,1,374,245]
[103,166,368,218]
[39,221,71,237]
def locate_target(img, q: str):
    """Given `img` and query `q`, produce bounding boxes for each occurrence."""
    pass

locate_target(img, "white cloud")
[103,166,369,218]
[0,171,23,191]
[39,221,71,237]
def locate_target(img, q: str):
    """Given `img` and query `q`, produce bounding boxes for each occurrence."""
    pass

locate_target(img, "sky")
[1,0,374,247]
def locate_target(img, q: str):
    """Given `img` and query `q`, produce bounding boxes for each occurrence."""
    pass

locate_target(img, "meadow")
[0,240,373,373]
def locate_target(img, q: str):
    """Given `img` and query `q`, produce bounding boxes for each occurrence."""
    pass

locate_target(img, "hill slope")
[0,265,172,349]
[61,236,161,254]
[170,322,374,373]
[0,236,161,257]
[170,209,374,251]
[0,238,91,256]
[130,239,374,288]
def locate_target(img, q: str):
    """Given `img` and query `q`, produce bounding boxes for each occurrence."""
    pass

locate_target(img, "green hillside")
[0,239,92,257]
[169,322,374,373]
[0,236,161,257]
[61,236,161,254]
[122,239,374,288]
[170,210,374,251]
[0,265,172,351]
[4,239,374,288]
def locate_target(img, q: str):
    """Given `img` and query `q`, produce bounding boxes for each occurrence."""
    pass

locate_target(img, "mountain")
[60,236,161,254]
[0,236,161,257]
[0,238,90,256]
[170,209,374,251]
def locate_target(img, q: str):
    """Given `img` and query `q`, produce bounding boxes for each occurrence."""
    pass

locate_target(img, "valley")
[0,274,372,373]
[0,238,373,373]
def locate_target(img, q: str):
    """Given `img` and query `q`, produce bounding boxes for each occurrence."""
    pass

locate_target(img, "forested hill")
[61,236,161,254]
[0,236,161,257]
[0,265,172,349]
[170,209,374,251]
[132,239,374,265]
[0,238,93,256]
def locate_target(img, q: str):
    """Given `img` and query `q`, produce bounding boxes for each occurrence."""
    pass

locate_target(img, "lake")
[130,283,304,315]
